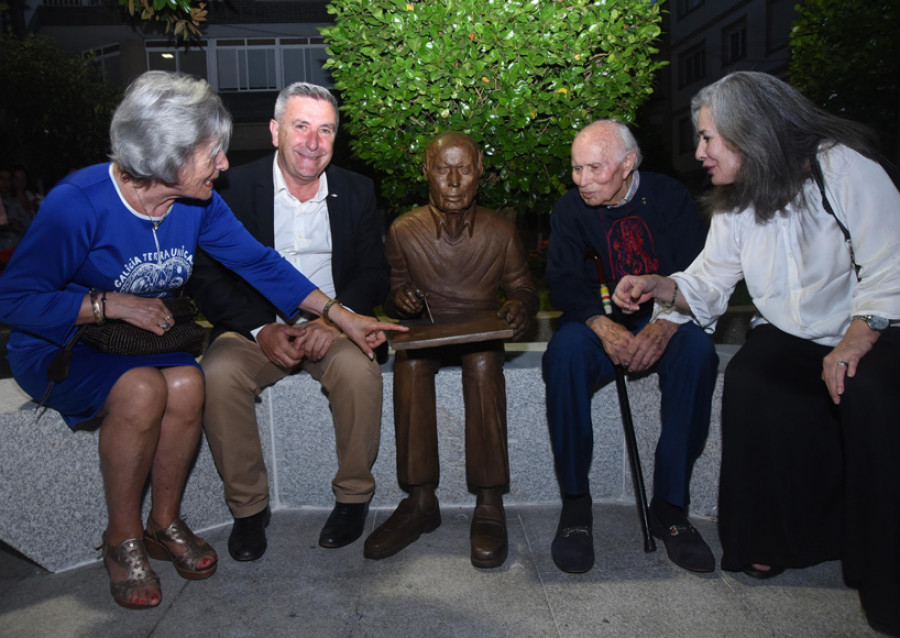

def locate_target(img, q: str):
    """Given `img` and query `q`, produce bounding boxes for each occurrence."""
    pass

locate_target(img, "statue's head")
[423,132,483,215]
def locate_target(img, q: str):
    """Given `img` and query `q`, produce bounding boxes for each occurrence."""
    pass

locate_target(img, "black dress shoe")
[363,496,441,559]
[228,507,271,561]
[319,502,369,549]
[552,494,594,574]
[470,503,508,568]
[648,504,715,573]
[741,564,786,579]
[551,524,595,573]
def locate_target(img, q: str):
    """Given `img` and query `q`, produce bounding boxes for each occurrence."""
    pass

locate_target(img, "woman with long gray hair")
[0,71,402,610]
[613,71,900,635]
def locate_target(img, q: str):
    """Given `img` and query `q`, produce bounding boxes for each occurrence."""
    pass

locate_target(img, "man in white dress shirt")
[191,83,389,561]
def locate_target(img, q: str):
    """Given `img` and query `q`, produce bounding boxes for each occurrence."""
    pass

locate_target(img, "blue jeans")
[542,318,718,507]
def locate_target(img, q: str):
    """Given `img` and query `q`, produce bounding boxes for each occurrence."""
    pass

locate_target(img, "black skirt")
[718,324,900,628]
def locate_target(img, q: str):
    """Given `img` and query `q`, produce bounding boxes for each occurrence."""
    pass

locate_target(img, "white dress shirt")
[251,158,335,338]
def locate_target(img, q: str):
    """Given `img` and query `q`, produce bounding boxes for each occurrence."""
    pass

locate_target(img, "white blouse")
[671,144,900,347]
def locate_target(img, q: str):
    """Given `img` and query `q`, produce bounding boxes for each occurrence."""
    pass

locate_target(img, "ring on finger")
[160,320,171,330]
[837,360,848,367]
[163,314,172,321]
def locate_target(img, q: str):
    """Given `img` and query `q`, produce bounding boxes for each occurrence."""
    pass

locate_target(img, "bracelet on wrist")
[322,298,341,323]
[89,289,106,324]
[659,280,678,309]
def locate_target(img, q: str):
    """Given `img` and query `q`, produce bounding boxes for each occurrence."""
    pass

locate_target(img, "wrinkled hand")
[586,315,634,367]
[103,292,173,336]
[626,320,678,373]
[256,323,308,370]
[498,299,530,340]
[292,318,339,362]
[613,275,660,314]
[391,285,425,318]
[821,321,879,404]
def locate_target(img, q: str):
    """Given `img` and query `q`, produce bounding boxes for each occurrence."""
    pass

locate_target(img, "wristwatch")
[851,314,890,332]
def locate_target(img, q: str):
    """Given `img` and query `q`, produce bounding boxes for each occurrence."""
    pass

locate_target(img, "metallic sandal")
[143,517,218,580]
[100,532,161,610]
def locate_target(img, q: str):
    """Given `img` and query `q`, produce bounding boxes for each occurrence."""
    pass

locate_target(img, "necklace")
[133,183,169,231]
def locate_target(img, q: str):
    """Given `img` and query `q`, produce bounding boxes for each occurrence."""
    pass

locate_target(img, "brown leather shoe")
[364,496,441,559]
[470,502,508,568]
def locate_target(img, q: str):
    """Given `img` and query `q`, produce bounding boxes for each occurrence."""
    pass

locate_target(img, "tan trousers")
[201,331,382,518]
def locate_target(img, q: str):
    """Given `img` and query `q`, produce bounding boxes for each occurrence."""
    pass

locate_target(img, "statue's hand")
[392,285,425,317]
[498,299,529,340]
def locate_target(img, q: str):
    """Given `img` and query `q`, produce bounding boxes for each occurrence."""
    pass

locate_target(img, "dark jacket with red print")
[546,171,707,326]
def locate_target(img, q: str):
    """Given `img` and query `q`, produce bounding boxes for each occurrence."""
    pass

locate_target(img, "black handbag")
[78,296,206,357]
[40,295,207,408]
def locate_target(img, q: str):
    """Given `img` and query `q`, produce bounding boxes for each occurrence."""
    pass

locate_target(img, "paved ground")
[0,504,877,638]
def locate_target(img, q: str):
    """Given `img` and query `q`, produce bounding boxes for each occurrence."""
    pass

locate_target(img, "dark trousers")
[542,318,718,508]
[719,324,900,627]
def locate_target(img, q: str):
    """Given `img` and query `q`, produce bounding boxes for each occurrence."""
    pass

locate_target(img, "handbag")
[40,295,207,408]
[78,296,206,357]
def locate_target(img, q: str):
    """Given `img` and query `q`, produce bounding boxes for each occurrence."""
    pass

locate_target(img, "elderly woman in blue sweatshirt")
[0,71,401,610]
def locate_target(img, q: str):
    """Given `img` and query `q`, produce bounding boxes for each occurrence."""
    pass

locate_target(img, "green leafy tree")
[789,0,900,162]
[322,0,665,214]
[117,0,208,39]
[0,33,122,189]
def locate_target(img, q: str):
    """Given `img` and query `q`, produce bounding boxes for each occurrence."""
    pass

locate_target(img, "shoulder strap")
[811,159,861,281]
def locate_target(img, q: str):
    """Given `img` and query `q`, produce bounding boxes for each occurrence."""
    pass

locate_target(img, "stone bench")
[0,344,736,573]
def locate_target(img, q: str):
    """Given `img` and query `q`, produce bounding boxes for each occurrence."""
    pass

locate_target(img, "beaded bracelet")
[659,280,678,309]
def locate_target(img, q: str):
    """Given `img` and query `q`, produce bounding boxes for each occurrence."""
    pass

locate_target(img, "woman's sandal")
[100,532,162,610]
[143,517,218,580]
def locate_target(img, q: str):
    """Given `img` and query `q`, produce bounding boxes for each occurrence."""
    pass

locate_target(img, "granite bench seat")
[0,344,735,573]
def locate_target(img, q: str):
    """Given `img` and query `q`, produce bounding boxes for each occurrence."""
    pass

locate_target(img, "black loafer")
[551,524,594,573]
[648,507,715,573]
[228,506,271,561]
[319,502,369,549]
[741,564,786,580]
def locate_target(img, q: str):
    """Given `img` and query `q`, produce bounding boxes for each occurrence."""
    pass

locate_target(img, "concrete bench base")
[0,348,730,572]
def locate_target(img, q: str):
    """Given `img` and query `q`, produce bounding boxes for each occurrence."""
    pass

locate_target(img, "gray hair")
[691,71,877,221]
[109,71,232,185]
[273,82,339,128]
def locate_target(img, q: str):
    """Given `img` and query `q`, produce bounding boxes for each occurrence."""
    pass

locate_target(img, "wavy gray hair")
[110,71,232,184]
[691,71,877,221]
[273,82,339,128]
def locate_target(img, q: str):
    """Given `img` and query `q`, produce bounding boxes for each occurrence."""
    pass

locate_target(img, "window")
[212,37,332,92]
[146,42,209,81]
[216,40,277,91]
[677,0,703,18]
[722,18,747,66]
[280,37,332,88]
[678,42,706,88]
[84,43,122,85]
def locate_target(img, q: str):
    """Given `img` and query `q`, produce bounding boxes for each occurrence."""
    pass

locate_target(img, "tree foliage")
[322,0,665,214]
[118,0,208,39]
[789,0,900,161]
[0,33,122,189]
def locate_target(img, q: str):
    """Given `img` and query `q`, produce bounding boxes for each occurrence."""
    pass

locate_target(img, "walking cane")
[591,254,657,553]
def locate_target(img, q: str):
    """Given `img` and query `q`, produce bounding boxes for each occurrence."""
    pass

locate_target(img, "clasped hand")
[588,315,676,373]
[257,321,338,370]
